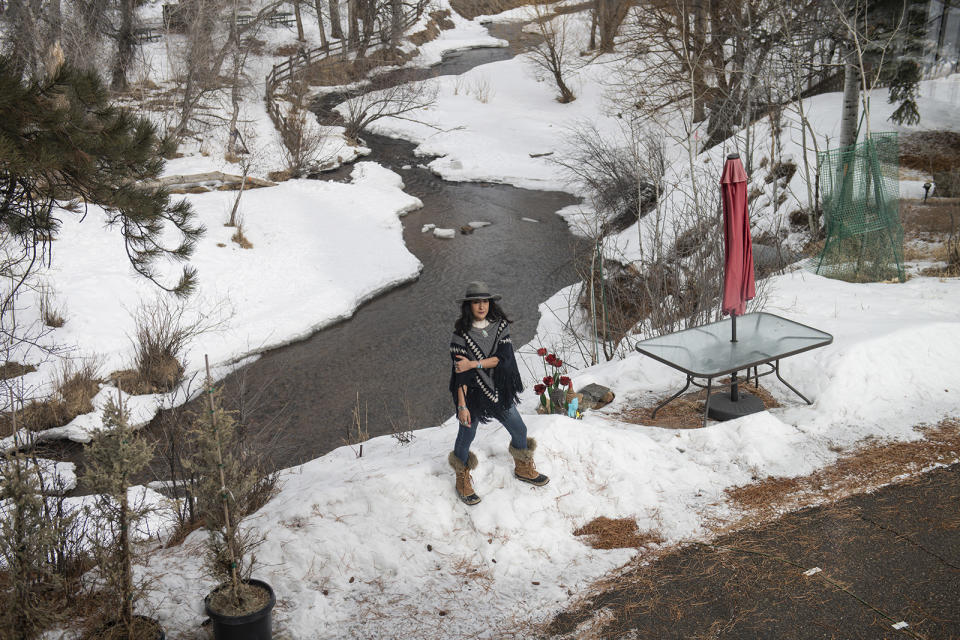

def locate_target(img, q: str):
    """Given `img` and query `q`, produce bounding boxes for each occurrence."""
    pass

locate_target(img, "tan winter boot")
[509,437,550,486]
[448,452,481,505]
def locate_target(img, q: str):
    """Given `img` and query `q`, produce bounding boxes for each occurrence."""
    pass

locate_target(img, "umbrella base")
[707,391,765,422]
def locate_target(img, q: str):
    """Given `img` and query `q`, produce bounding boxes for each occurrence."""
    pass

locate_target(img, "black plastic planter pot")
[205,579,275,640]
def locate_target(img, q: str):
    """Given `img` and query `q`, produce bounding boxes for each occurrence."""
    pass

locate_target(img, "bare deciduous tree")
[526,0,577,103]
[337,73,438,144]
[277,79,336,176]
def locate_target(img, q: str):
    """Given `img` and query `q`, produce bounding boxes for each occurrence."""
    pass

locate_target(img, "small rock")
[460,225,475,235]
[402,164,412,170]
[579,383,615,410]
[427,544,433,552]
[433,228,456,239]
[421,224,436,233]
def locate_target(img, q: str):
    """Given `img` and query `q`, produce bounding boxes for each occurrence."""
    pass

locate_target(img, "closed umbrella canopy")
[720,154,755,317]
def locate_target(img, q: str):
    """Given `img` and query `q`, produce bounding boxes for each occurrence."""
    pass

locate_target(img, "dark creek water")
[195,23,588,468]
[213,131,584,468]
[42,23,586,479]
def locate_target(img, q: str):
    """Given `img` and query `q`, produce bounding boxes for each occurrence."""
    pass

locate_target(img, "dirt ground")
[546,463,960,639]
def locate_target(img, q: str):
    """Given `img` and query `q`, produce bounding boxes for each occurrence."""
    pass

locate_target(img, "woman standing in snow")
[448,281,549,505]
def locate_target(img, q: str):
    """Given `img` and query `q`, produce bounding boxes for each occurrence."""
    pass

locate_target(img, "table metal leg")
[651,375,692,418]
[775,360,813,404]
[702,377,713,428]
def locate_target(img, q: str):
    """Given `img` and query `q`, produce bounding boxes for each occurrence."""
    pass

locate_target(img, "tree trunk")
[120,494,133,631]
[554,69,574,103]
[348,0,359,48]
[691,0,706,122]
[389,0,402,49]
[356,0,375,58]
[329,0,344,39]
[589,0,597,50]
[111,0,135,90]
[47,0,61,42]
[597,0,628,52]
[315,0,330,49]
[839,47,859,149]
[293,0,305,42]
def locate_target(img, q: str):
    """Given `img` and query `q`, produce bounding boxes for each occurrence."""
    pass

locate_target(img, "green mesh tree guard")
[814,132,904,282]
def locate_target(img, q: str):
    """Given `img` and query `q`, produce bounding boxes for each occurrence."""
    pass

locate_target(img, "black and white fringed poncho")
[449,318,525,423]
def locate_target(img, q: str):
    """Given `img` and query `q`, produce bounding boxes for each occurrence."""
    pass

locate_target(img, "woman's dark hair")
[454,299,511,333]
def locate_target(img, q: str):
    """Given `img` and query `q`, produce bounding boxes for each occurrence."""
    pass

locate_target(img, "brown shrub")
[932,168,960,198]
[900,130,960,173]
[0,360,101,436]
[273,43,301,57]
[231,225,253,249]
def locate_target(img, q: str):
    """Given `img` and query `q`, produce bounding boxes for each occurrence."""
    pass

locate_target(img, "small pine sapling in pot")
[190,356,274,635]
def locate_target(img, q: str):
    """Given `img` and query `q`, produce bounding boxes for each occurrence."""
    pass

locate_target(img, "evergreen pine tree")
[0,56,204,302]
[0,453,60,640]
[84,395,154,638]
[188,374,264,613]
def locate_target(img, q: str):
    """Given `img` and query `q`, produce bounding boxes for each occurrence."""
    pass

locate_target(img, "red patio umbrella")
[720,153,755,324]
[707,152,763,420]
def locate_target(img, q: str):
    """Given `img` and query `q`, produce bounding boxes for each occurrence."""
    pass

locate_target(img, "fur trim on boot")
[448,451,481,505]
[509,437,549,486]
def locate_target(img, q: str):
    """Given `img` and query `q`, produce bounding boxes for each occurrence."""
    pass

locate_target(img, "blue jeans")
[454,404,528,464]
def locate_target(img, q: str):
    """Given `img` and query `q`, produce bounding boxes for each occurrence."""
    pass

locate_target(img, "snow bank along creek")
[163,35,586,472]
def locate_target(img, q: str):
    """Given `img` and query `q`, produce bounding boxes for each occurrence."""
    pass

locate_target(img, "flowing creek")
[44,22,587,481]
[207,23,587,469]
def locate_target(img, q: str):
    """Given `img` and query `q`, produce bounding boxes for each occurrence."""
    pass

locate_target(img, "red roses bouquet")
[532,348,574,414]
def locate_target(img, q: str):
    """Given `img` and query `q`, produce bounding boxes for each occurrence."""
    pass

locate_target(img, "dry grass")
[724,418,960,527]
[231,224,253,249]
[900,130,960,174]
[0,361,36,380]
[164,517,205,548]
[39,283,66,328]
[615,380,781,430]
[450,557,494,590]
[0,360,101,437]
[573,517,664,550]
[901,197,960,275]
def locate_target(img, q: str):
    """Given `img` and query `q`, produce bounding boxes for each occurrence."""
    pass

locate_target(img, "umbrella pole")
[730,312,739,401]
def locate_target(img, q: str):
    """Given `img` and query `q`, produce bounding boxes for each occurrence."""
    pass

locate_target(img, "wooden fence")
[264,7,424,132]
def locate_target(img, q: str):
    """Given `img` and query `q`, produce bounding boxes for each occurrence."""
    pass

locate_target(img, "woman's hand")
[458,406,472,427]
[454,355,476,373]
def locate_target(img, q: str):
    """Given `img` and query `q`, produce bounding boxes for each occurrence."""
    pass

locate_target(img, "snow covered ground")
[139,269,960,639]
[4,1,960,638]
[139,10,960,640]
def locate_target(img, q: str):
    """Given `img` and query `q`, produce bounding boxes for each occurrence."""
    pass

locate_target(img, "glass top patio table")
[634,312,833,378]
